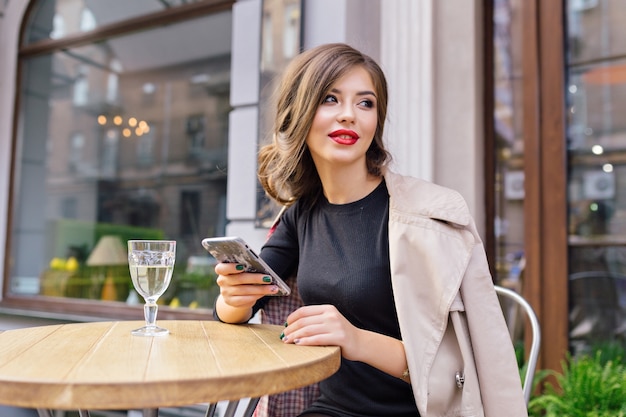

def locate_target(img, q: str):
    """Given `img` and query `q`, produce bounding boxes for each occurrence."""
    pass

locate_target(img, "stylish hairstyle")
[257,43,390,206]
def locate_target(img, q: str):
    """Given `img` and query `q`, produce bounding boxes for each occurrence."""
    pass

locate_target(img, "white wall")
[383,0,485,231]
[381,0,434,183]
[433,1,485,232]
[226,0,267,250]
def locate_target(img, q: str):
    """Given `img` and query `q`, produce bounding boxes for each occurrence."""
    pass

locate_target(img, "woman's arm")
[353,328,410,382]
[214,262,279,323]
[214,294,254,323]
[282,304,410,382]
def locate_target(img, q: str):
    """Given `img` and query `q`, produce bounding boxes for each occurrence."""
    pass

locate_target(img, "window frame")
[484,0,569,373]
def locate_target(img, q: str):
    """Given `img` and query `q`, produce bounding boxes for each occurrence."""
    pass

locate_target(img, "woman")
[214,43,527,417]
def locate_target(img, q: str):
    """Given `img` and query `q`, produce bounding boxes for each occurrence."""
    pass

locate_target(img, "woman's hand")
[282,304,409,381]
[215,262,280,306]
[214,262,280,323]
[282,304,363,360]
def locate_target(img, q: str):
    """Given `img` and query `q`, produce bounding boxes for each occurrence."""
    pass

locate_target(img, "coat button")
[455,371,465,388]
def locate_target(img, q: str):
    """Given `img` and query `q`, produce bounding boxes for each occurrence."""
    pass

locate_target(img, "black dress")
[260,180,419,417]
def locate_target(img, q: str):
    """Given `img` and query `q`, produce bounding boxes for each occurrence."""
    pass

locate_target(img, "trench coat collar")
[384,169,471,228]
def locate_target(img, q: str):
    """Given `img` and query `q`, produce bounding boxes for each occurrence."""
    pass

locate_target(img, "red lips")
[329,129,359,145]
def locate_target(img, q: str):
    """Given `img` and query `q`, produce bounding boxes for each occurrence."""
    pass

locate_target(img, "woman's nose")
[337,104,355,123]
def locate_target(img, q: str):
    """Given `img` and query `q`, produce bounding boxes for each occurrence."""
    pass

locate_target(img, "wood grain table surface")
[0,320,340,411]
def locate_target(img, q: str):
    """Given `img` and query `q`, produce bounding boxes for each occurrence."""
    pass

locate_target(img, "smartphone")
[201,236,291,296]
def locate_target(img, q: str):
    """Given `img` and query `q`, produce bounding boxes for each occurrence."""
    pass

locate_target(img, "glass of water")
[128,240,176,336]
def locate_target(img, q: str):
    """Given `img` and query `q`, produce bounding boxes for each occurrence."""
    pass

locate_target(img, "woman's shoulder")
[383,170,471,227]
[277,196,313,231]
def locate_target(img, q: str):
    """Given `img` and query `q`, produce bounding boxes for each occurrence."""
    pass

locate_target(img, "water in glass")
[128,240,176,336]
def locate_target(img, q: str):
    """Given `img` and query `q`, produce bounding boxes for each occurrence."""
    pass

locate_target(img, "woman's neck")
[317,165,382,204]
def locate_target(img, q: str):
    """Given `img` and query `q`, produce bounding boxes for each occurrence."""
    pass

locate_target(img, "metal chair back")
[205,397,260,417]
[495,285,541,405]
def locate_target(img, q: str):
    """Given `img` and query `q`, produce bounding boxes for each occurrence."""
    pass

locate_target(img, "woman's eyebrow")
[329,87,377,97]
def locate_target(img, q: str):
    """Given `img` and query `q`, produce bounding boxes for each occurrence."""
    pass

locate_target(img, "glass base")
[131,325,169,337]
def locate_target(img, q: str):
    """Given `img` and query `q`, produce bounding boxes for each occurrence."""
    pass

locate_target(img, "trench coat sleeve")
[462,233,528,416]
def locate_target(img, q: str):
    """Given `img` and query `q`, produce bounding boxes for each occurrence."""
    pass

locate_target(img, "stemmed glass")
[128,240,176,336]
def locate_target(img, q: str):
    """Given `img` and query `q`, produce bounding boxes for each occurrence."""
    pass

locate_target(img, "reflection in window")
[25,0,215,45]
[106,59,122,104]
[10,0,232,312]
[79,7,96,32]
[142,82,157,106]
[283,3,300,60]
[73,65,89,106]
[256,0,302,227]
[181,191,200,237]
[186,114,206,157]
[51,13,65,39]
[492,0,526,287]
[262,12,274,71]
[69,132,84,172]
[566,0,626,354]
[137,127,154,167]
[61,197,77,219]
[102,129,119,177]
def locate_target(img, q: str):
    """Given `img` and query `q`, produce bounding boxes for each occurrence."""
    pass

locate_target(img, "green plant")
[588,340,626,366]
[528,348,626,417]
[169,263,220,308]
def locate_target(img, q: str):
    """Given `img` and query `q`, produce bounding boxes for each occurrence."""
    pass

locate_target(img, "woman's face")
[306,66,378,172]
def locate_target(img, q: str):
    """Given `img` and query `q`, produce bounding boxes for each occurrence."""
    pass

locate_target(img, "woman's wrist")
[400,341,411,383]
[215,295,253,324]
[351,330,409,381]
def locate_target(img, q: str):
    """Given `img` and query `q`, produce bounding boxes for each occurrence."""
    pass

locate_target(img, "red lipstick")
[329,129,359,145]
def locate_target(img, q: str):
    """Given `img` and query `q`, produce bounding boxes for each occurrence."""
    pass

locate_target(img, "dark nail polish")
[236,264,244,271]
[262,276,272,283]
[284,321,288,327]
[279,332,284,340]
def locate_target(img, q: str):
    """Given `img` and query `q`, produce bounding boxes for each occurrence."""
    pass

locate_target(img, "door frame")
[484,0,569,373]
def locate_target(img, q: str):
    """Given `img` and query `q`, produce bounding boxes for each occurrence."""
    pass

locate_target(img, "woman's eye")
[359,99,374,108]
[322,95,338,104]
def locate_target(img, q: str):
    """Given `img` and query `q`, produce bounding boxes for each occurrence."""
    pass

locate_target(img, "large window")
[5,0,234,317]
[566,0,626,354]
[489,0,626,364]
[492,0,526,289]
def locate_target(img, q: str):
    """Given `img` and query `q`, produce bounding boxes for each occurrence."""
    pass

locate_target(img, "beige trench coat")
[385,170,528,417]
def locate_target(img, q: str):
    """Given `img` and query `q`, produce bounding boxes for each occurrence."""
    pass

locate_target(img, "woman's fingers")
[214,262,279,306]
[286,305,337,328]
[282,305,351,346]
[217,278,279,297]
[214,262,244,275]
[215,262,275,285]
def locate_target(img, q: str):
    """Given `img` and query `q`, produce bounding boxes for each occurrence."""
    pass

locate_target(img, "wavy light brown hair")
[257,43,390,206]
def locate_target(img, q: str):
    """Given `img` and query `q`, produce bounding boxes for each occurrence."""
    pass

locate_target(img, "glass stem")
[144,302,158,328]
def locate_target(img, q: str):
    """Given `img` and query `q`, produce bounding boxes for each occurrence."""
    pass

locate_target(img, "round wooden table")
[0,320,340,413]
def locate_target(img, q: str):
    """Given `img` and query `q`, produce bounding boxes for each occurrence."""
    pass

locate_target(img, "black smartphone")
[201,236,291,296]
